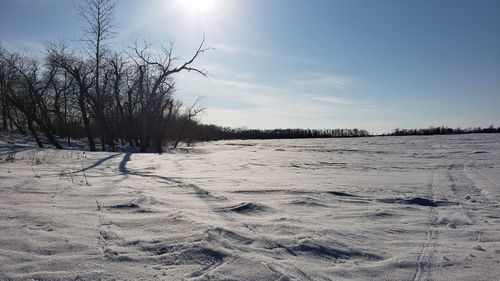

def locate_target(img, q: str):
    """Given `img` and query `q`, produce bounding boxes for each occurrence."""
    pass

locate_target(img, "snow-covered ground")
[0,134,499,280]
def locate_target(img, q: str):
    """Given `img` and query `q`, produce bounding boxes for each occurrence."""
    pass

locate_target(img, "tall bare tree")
[131,39,209,152]
[77,0,117,150]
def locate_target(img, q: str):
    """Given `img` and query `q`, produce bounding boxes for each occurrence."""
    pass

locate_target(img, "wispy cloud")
[306,95,354,105]
[211,78,274,91]
[294,74,354,89]
[174,71,280,108]
[174,59,376,129]
[213,43,313,64]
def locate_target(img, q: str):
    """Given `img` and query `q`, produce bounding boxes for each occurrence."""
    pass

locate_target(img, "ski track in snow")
[412,170,438,281]
[0,133,500,280]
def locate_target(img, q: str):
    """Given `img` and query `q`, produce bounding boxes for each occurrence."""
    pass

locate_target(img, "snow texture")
[0,134,499,280]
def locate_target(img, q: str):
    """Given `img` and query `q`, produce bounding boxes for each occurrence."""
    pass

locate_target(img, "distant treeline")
[385,126,500,136]
[183,125,370,141]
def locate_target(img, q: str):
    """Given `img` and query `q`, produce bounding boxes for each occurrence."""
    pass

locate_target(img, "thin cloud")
[307,95,354,105]
[212,78,275,91]
[294,74,354,89]
[213,43,313,64]
[175,61,376,124]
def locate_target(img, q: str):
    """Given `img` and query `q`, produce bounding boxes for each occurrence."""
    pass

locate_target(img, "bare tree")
[47,43,96,151]
[0,51,62,148]
[77,0,117,150]
[131,39,209,152]
[173,97,205,149]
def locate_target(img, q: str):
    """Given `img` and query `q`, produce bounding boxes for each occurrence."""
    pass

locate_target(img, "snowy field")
[0,134,499,281]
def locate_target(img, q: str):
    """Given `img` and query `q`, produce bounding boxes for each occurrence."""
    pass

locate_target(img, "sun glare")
[178,0,216,14]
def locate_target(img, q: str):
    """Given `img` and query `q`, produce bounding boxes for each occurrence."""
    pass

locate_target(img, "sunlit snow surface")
[1,134,499,280]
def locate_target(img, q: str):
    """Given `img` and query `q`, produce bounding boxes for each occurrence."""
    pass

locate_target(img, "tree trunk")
[1,97,7,131]
[156,102,174,154]
[79,95,96,151]
[7,113,25,134]
[32,116,62,149]
[27,120,43,148]
[43,130,62,149]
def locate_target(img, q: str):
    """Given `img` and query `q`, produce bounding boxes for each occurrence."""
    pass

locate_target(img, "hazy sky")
[1,0,499,133]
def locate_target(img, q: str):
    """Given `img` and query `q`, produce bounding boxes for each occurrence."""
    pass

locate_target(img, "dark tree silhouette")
[386,126,500,136]
[77,0,118,151]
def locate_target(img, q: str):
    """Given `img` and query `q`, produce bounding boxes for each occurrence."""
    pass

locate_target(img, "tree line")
[171,124,500,142]
[385,126,500,136]
[182,125,371,141]
[0,0,207,153]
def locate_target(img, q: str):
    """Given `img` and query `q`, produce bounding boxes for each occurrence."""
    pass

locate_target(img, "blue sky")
[1,0,499,133]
